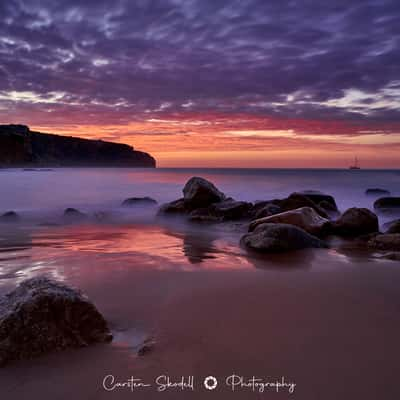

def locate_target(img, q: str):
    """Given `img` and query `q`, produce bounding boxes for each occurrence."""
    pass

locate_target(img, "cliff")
[0,125,156,167]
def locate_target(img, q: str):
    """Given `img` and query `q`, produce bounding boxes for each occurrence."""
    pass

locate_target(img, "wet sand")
[0,223,399,399]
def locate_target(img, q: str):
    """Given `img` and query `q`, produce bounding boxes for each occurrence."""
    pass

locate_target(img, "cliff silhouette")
[0,125,156,167]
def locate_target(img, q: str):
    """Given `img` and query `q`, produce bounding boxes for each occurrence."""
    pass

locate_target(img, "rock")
[333,207,379,236]
[63,208,87,220]
[189,199,252,222]
[158,198,186,215]
[252,203,282,220]
[299,190,338,211]
[368,234,400,251]
[137,337,156,356]
[0,211,19,222]
[277,193,329,218]
[374,197,400,213]
[240,223,328,253]
[183,177,225,209]
[122,197,157,207]
[249,207,330,236]
[0,277,112,366]
[384,219,400,234]
[366,188,391,196]
[375,252,400,261]
[318,200,339,215]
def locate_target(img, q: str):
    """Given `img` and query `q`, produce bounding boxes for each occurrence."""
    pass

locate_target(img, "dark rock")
[368,234,400,251]
[276,193,329,218]
[374,197,400,213]
[0,211,19,222]
[298,190,338,211]
[0,124,155,167]
[122,197,157,207]
[158,198,186,215]
[319,200,339,215]
[63,208,87,220]
[183,177,225,209]
[240,223,328,253]
[252,203,282,220]
[0,277,112,366]
[366,188,391,196]
[189,199,252,222]
[249,207,331,236]
[384,219,400,234]
[333,208,379,236]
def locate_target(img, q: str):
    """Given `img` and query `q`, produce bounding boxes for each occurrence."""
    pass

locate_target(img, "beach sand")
[1,226,399,400]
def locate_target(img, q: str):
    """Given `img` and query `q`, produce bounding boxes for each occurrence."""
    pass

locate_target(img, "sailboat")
[349,156,360,170]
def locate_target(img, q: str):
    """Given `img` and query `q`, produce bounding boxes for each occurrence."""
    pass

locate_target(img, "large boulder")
[252,203,282,220]
[122,197,157,207]
[366,188,391,196]
[183,177,225,209]
[374,197,400,213]
[249,207,330,236]
[368,234,400,251]
[298,190,338,211]
[189,199,252,222]
[0,277,112,366]
[333,207,379,236]
[240,223,328,253]
[277,193,329,218]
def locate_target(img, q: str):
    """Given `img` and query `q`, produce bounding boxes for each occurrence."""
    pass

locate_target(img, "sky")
[0,0,400,168]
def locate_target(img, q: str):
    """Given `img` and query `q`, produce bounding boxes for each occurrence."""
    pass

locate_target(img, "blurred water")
[0,168,398,223]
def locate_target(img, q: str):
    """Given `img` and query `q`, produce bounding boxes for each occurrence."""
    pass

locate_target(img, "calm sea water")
[0,168,399,217]
[0,168,398,291]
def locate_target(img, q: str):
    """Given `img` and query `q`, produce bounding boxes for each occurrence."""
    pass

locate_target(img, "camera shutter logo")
[203,376,218,390]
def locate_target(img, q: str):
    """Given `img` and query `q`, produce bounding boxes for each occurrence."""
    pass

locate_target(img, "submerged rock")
[368,234,400,251]
[63,208,87,220]
[374,197,400,213]
[0,211,19,222]
[333,207,379,236]
[298,190,338,211]
[366,188,391,196]
[249,207,330,236]
[122,197,158,207]
[240,223,327,253]
[0,277,112,366]
[183,177,226,209]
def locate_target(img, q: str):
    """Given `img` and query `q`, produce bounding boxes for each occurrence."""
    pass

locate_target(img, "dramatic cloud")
[0,0,399,166]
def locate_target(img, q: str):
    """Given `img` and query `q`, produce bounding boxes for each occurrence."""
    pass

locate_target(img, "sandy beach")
[1,220,399,399]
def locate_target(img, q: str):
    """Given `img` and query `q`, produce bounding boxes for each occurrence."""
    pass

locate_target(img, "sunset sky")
[1,0,400,167]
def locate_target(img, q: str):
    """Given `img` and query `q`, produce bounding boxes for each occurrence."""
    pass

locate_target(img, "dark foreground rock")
[333,208,379,236]
[0,211,19,222]
[252,202,282,220]
[240,223,327,253]
[122,197,157,207]
[298,190,338,211]
[249,207,330,236]
[0,124,155,167]
[0,277,112,366]
[368,234,400,251]
[158,198,186,214]
[374,197,400,213]
[366,188,391,196]
[183,177,226,209]
[275,193,329,218]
